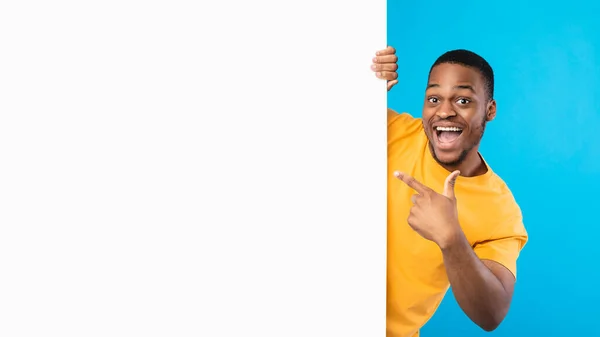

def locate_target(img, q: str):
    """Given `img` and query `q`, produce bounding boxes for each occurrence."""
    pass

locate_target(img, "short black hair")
[429,49,494,100]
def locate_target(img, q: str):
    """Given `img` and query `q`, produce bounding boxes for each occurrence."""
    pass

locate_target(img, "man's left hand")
[394,170,463,249]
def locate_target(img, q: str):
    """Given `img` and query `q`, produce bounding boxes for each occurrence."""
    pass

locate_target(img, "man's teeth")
[436,126,462,132]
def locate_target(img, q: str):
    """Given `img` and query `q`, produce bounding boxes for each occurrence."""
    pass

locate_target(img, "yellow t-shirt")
[387,109,528,337]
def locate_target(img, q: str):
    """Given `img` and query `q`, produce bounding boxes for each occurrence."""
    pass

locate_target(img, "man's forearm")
[439,231,511,331]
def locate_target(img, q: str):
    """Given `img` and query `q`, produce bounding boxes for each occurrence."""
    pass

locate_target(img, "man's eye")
[428,97,438,103]
[457,98,470,104]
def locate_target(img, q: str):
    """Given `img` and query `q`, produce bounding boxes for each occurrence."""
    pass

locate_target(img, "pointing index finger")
[394,171,430,194]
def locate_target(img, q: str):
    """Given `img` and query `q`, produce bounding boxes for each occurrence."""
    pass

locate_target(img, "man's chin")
[430,146,464,167]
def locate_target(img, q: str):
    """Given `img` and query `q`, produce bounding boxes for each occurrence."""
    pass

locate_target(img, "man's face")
[421,63,495,167]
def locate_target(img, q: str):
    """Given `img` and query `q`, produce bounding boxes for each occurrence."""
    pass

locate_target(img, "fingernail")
[394,171,401,177]
[373,57,377,62]
[371,64,376,70]
[376,72,382,77]
[376,51,380,56]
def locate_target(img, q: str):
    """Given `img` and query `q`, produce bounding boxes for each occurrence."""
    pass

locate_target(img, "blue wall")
[388,1,600,335]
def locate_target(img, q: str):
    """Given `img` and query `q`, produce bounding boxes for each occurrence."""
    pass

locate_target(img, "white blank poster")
[0,1,387,336]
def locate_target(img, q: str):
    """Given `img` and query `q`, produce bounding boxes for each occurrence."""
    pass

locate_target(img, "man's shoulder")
[461,169,527,249]
[387,108,423,140]
[487,170,517,198]
[387,108,420,126]
[484,170,524,219]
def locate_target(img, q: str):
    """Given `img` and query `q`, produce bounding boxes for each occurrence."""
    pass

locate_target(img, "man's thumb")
[443,170,461,199]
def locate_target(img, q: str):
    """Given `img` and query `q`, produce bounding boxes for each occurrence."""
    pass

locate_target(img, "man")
[372,46,528,337]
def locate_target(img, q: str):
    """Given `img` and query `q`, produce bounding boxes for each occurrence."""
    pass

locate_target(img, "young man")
[372,47,528,337]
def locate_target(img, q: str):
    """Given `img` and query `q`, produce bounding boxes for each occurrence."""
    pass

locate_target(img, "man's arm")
[395,171,526,332]
[372,46,418,128]
[440,231,516,332]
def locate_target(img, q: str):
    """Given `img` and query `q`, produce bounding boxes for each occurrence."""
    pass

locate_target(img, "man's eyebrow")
[425,83,475,93]
[454,84,475,93]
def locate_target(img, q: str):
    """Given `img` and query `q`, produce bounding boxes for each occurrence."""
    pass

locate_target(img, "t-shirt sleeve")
[387,108,422,143]
[473,215,528,279]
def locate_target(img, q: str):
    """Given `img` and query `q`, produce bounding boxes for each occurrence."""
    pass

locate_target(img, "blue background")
[387,1,600,335]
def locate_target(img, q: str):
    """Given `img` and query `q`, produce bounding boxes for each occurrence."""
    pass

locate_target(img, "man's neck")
[442,151,488,177]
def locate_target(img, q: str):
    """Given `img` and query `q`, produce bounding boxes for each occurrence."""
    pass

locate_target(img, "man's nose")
[436,101,456,119]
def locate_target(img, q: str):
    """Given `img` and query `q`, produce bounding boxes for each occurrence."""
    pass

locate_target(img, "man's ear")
[486,99,497,122]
